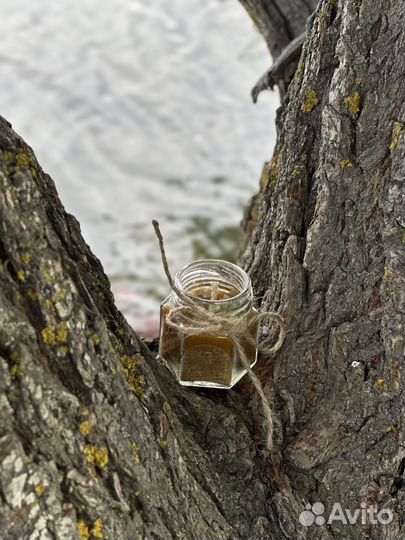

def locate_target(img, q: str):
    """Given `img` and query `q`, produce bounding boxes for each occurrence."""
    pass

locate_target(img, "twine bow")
[152,220,285,451]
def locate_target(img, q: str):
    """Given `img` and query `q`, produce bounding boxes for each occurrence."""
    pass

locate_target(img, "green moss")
[301,90,319,113]
[344,91,361,115]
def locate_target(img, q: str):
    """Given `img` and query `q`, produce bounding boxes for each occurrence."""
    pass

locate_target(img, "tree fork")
[1,0,404,539]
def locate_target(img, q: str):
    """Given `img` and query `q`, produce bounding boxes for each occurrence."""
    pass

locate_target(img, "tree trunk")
[0,2,404,540]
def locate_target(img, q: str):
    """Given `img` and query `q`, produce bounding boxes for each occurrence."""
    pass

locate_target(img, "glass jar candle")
[158,259,258,389]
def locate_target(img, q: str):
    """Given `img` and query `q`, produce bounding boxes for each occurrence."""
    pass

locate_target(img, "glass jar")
[157,259,258,389]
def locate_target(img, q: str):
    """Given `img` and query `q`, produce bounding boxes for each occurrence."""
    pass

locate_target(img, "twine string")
[152,220,285,451]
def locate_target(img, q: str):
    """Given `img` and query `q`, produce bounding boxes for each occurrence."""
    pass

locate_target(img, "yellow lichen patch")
[77,520,90,540]
[386,425,396,433]
[301,90,319,113]
[120,355,146,399]
[130,441,142,464]
[35,485,45,496]
[21,252,31,264]
[27,289,39,301]
[82,409,90,417]
[91,518,104,539]
[259,161,270,190]
[383,266,390,279]
[17,270,26,281]
[91,334,101,346]
[45,299,53,310]
[86,466,100,484]
[16,153,30,168]
[79,421,93,437]
[340,159,353,168]
[9,356,25,379]
[260,153,280,191]
[58,346,69,356]
[41,326,56,345]
[3,151,32,175]
[375,378,388,391]
[159,439,168,449]
[3,150,13,163]
[390,122,403,151]
[83,445,109,469]
[41,323,67,345]
[56,322,68,343]
[344,91,361,115]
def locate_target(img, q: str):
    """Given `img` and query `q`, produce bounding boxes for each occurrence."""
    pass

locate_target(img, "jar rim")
[174,258,251,305]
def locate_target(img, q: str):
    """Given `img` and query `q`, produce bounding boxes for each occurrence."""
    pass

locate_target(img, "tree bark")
[238,0,318,59]
[0,2,404,540]
[238,0,319,97]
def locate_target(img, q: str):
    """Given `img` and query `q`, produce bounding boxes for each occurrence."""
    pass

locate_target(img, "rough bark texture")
[0,1,404,540]
[241,0,405,539]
